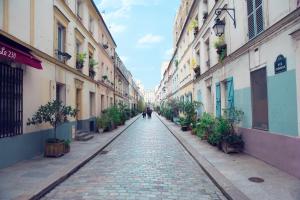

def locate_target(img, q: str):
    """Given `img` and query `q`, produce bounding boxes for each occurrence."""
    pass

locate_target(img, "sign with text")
[274,55,287,74]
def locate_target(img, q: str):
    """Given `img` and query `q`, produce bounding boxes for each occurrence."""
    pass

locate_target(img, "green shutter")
[216,83,221,118]
[227,77,234,110]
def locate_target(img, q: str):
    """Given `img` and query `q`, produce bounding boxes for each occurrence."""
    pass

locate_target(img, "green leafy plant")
[96,114,110,130]
[188,19,199,31]
[64,139,71,146]
[223,107,244,133]
[208,117,230,146]
[196,112,216,140]
[27,100,77,142]
[213,36,227,62]
[89,58,98,69]
[76,53,87,68]
[102,75,108,80]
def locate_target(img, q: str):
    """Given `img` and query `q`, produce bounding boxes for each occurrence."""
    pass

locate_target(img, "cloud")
[164,48,174,59]
[98,0,161,21]
[137,34,164,47]
[110,23,127,34]
[120,56,128,63]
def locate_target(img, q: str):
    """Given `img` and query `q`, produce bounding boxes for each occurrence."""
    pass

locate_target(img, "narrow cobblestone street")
[42,115,225,200]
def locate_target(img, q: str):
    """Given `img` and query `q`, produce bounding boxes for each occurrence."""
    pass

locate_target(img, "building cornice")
[0,30,115,91]
[193,7,300,83]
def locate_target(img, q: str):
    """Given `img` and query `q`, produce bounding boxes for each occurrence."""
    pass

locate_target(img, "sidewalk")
[158,114,300,200]
[0,115,140,200]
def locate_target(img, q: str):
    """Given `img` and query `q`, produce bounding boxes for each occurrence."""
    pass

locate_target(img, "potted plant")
[64,139,71,153]
[219,107,244,153]
[76,53,86,70]
[188,19,199,36]
[27,100,77,157]
[214,35,227,62]
[89,58,98,79]
[179,117,190,131]
[102,75,108,81]
[196,112,216,140]
[203,12,208,21]
[96,114,110,133]
[208,117,230,146]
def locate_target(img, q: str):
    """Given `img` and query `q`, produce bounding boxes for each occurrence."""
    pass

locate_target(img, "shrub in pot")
[27,100,77,157]
[219,107,245,153]
[208,117,230,146]
[196,112,216,140]
[179,117,190,131]
[96,114,110,133]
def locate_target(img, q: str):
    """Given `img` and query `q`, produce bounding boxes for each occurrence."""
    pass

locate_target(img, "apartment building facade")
[0,0,142,168]
[114,53,130,106]
[158,0,300,178]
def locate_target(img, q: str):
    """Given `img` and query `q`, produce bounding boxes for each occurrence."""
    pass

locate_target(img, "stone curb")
[156,114,250,200]
[28,115,141,200]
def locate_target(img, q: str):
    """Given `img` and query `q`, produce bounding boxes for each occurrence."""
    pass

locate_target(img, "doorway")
[76,88,82,121]
[251,67,269,130]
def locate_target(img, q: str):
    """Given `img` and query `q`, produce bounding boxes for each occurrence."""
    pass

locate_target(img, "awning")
[0,41,42,69]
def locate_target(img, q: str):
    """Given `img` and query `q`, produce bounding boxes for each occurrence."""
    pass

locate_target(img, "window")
[56,83,66,104]
[76,0,82,19]
[89,16,94,34]
[205,38,210,69]
[247,0,264,39]
[57,23,65,61]
[101,95,105,112]
[0,64,23,138]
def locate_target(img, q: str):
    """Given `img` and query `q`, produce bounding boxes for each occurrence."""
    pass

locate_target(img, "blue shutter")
[197,89,202,117]
[216,83,221,118]
[227,77,234,110]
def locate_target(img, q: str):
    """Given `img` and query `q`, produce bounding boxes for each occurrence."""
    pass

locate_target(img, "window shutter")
[256,6,264,34]
[247,0,264,39]
[197,89,202,116]
[216,83,221,118]
[226,77,234,110]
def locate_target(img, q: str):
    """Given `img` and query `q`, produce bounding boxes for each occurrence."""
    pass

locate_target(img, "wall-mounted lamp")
[213,8,236,36]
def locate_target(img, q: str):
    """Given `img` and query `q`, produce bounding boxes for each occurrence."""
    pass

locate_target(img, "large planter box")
[221,141,243,154]
[44,141,65,157]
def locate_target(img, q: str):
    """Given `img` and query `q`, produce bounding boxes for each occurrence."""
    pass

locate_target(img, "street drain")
[248,177,264,183]
[100,150,109,155]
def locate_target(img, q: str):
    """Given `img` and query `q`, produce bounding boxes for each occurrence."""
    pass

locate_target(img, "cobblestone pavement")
[42,115,226,200]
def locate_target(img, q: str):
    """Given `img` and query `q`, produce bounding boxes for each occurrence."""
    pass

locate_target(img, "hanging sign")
[274,55,287,74]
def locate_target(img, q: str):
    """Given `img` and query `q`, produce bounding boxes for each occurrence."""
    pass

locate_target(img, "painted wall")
[8,0,30,43]
[0,121,75,169]
[0,0,3,29]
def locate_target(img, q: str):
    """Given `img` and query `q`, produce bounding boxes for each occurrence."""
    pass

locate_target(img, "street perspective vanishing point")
[0,0,300,200]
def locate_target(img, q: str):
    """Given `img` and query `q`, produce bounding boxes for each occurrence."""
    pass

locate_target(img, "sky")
[95,0,180,90]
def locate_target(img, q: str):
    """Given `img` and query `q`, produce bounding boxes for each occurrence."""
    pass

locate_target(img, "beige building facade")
[0,0,142,168]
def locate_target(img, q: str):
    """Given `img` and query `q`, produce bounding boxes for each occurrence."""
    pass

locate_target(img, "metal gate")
[0,63,23,138]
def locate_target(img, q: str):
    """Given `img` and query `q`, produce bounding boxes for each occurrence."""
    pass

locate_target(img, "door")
[251,67,269,130]
[76,89,82,120]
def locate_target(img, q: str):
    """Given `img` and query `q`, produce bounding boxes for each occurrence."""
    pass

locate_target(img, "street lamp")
[213,18,226,36]
[213,8,236,36]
